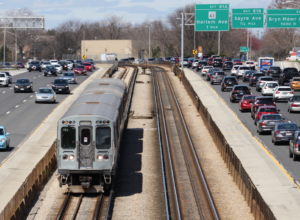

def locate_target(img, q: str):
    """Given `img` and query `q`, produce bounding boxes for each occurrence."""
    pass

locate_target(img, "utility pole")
[149,26,151,58]
[218,0,221,55]
[181,12,184,73]
[246,29,249,61]
[3,28,5,64]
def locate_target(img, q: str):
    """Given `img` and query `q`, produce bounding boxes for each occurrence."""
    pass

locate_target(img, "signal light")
[104,154,109,160]
[62,155,68,160]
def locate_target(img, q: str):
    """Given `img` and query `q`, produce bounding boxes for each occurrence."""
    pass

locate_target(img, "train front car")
[57,79,127,193]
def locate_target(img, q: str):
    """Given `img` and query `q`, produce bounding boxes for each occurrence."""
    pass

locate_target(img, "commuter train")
[57,78,129,193]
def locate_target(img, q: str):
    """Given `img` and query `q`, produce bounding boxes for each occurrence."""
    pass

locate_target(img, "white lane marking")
[2,91,5,93]
[15,105,19,108]
[30,95,33,97]
[6,111,10,114]
[23,100,26,102]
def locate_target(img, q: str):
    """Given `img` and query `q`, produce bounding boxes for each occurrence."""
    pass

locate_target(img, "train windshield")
[61,127,76,149]
[96,127,111,149]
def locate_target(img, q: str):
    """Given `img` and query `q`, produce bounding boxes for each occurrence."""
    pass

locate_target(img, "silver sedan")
[288,96,300,113]
[35,87,56,103]
[256,114,283,134]
[61,72,77,84]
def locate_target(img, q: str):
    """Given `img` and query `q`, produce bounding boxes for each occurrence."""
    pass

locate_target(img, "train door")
[79,126,94,169]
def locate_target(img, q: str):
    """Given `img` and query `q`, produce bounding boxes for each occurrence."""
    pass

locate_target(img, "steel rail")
[92,194,104,220]
[56,193,71,220]
[71,194,83,220]
[152,67,170,220]
[105,189,114,220]
[153,67,182,220]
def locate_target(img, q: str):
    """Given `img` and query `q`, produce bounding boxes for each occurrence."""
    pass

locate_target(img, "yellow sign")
[198,46,203,53]
[82,55,86,59]
[193,50,197,55]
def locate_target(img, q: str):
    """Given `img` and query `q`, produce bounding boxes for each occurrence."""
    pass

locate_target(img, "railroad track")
[153,66,219,220]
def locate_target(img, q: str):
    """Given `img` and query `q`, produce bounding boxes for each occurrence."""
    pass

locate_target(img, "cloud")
[42,9,72,15]
[233,0,272,8]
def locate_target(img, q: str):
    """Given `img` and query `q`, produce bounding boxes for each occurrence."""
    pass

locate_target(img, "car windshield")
[83,63,91,66]
[16,79,30,84]
[278,88,291,91]
[234,86,248,90]
[205,67,213,69]
[76,66,84,69]
[293,78,300,81]
[43,62,50,64]
[46,66,56,70]
[246,62,254,64]
[270,67,280,70]
[63,73,75,76]
[54,79,67,84]
[240,67,250,70]
[284,68,298,74]
[194,60,199,62]
[17,62,22,64]
[260,108,276,112]
[38,89,53,94]
[261,115,282,120]
[233,59,241,62]
[0,74,5,77]
[257,99,274,104]
[261,78,273,81]
[215,72,225,75]
[266,83,278,88]
[225,62,232,64]
[199,62,207,64]
[245,71,255,74]
[244,96,256,100]
[31,61,39,65]
[278,124,298,130]
[293,96,300,101]
[225,78,236,82]
[254,74,264,77]
[54,65,60,67]
[0,129,3,135]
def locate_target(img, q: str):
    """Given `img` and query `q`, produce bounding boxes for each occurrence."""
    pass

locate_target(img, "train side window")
[96,127,111,149]
[61,127,76,149]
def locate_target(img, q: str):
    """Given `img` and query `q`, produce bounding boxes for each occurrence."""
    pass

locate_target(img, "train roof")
[60,78,126,121]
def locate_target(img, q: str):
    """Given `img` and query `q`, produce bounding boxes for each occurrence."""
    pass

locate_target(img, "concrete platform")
[0,67,108,213]
[184,68,300,220]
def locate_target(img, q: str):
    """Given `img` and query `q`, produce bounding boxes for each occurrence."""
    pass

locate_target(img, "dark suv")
[263,66,281,78]
[278,67,300,85]
[28,61,41,72]
[52,79,70,94]
[229,85,251,102]
[221,76,238,91]
[58,61,68,71]
[196,61,208,72]
[249,72,264,86]
[212,58,223,67]
[251,97,276,119]
[222,61,233,70]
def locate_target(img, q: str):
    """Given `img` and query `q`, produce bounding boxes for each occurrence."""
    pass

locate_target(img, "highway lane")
[188,67,300,183]
[0,69,96,164]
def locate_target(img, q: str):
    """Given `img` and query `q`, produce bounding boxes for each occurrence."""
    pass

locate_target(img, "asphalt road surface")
[0,68,96,165]
[188,66,300,184]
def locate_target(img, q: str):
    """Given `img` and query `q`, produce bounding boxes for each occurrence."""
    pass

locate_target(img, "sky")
[0,0,272,29]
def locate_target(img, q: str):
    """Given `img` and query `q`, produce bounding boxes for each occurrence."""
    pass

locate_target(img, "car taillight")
[261,121,266,126]
[292,82,295,84]
[233,90,237,93]
[252,77,255,79]
[203,70,206,72]
[296,143,299,148]
[290,91,294,94]
[292,103,300,107]
[264,87,267,89]
[276,91,280,94]
[276,131,280,134]
[212,76,215,79]
[259,81,262,83]
[246,90,250,92]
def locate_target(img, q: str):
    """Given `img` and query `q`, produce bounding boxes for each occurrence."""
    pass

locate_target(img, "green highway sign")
[267,9,300,28]
[240,47,249,52]
[195,4,230,31]
[232,8,264,28]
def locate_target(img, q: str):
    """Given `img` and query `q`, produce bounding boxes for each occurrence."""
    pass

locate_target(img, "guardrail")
[172,65,276,220]
[0,142,56,220]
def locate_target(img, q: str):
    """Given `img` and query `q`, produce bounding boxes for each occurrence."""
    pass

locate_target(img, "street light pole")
[246,29,249,61]
[3,28,5,64]
[181,12,184,73]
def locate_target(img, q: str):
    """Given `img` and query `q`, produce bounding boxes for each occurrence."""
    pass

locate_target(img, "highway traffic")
[188,64,300,183]
[0,67,96,165]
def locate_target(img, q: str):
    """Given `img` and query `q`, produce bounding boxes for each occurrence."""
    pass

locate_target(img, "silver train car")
[57,78,128,193]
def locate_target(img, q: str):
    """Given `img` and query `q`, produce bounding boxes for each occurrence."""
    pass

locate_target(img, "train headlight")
[104,154,109,160]
[97,154,103,160]
[62,154,68,160]
[69,155,75,160]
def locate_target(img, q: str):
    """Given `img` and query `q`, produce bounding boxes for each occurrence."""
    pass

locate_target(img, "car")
[14,78,33,93]
[287,96,300,113]
[75,60,82,66]
[211,55,221,59]
[249,72,264,86]
[35,87,56,103]
[236,66,251,78]
[232,58,242,65]
[1,62,11,67]
[196,61,208,72]
[255,76,274,92]
[187,58,195,68]
[262,66,282,78]
[278,67,300,85]
[254,105,279,125]
[251,97,276,119]
[147,58,155,62]
[261,81,279,96]
[201,66,213,76]
[15,62,24,68]
[200,55,209,60]
[273,86,294,102]
[52,79,70,94]
[239,95,257,112]
[66,61,73,70]
[58,61,68,71]
[256,114,284,134]
[61,72,77,84]
[28,61,41,72]
[2,72,12,84]
[74,65,87,75]
[245,61,255,70]
[84,58,94,63]
[206,68,220,81]
[90,61,96,69]
[272,123,299,145]
[50,60,58,65]
[0,72,9,87]
[222,61,233,70]
[207,58,213,66]
[211,71,226,85]
[66,59,75,67]
[54,64,63,74]
[191,59,199,69]
[164,57,172,61]
[221,76,238,91]
[178,58,188,67]
[41,61,51,70]
[229,85,251,102]
[289,131,300,161]
[44,65,58,77]
[223,56,232,62]
[82,62,93,72]
[212,58,223,67]
[242,70,256,82]
[128,57,135,62]
[289,77,300,90]
[0,126,10,151]
[231,65,240,76]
